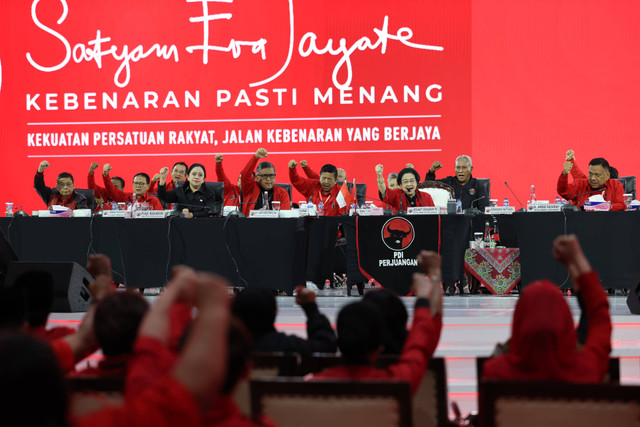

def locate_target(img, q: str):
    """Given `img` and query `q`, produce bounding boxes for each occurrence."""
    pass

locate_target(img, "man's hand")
[88,275,115,302]
[295,286,316,306]
[429,161,443,173]
[38,160,50,173]
[151,173,161,183]
[412,272,434,300]
[193,272,231,311]
[417,250,442,276]
[300,160,308,168]
[563,161,573,175]
[288,160,298,169]
[375,164,384,177]
[95,195,104,205]
[103,163,112,177]
[89,162,99,174]
[215,154,223,164]
[182,208,194,219]
[159,167,169,179]
[566,149,575,161]
[86,254,112,281]
[255,148,268,158]
[405,163,415,170]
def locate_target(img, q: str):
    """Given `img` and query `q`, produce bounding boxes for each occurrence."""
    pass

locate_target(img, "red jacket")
[308,302,442,394]
[215,163,242,207]
[483,271,611,382]
[289,166,345,216]
[87,173,118,211]
[149,178,176,194]
[102,173,164,210]
[382,188,434,211]
[302,165,320,180]
[557,173,625,211]
[240,156,291,216]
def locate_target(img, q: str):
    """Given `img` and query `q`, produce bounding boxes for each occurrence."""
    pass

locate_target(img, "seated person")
[0,268,232,427]
[558,157,625,211]
[362,289,408,355]
[376,164,434,210]
[387,173,399,190]
[101,164,163,210]
[240,148,291,216]
[232,286,337,356]
[289,160,346,216]
[19,270,76,341]
[214,154,242,207]
[483,235,611,382]
[424,155,489,211]
[34,160,88,210]
[157,163,222,217]
[307,251,443,394]
[149,161,187,192]
[565,149,619,180]
[88,162,125,211]
[74,292,149,377]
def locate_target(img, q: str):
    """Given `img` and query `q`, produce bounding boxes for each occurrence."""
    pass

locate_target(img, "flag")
[336,181,354,208]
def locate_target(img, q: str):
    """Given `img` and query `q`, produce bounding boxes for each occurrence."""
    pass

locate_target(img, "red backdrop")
[1,0,639,212]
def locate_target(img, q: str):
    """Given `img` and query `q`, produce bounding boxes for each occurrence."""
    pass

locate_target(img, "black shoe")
[457,283,465,295]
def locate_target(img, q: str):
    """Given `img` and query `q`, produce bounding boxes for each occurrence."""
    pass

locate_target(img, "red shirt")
[88,173,117,212]
[302,165,320,180]
[557,173,625,211]
[308,304,442,394]
[289,167,345,216]
[215,163,242,207]
[240,156,291,216]
[483,271,611,383]
[102,173,164,210]
[382,188,434,211]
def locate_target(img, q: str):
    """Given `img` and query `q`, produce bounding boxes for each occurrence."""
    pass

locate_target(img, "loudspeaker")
[5,262,93,312]
[627,281,640,315]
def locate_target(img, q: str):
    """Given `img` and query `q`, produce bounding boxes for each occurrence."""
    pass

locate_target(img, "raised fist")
[566,149,574,161]
[300,160,308,168]
[375,164,384,176]
[430,161,443,173]
[405,163,415,170]
[89,162,99,173]
[288,159,298,169]
[563,161,573,175]
[38,160,50,173]
[103,163,112,176]
[159,167,169,179]
[215,154,223,164]
[255,148,268,158]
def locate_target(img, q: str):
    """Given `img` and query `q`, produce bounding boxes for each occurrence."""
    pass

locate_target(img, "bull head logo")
[381,218,415,251]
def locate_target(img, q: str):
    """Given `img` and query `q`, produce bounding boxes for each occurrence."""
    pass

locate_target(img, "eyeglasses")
[257,174,276,180]
[132,181,148,186]
[401,179,417,185]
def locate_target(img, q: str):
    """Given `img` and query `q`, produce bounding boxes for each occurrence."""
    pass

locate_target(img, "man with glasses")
[240,148,291,216]
[288,160,345,216]
[34,160,89,209]
[558,157,625,211]
[424,155,488,211]
[101,164,163,210]
[376,165,434,211]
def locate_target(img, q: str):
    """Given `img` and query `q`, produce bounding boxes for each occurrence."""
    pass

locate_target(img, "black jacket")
[157,181,221,217]
[34,172,88,209]
[423,171,489,211]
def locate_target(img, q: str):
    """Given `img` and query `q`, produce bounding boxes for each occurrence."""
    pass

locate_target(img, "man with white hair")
[424,155,489,211]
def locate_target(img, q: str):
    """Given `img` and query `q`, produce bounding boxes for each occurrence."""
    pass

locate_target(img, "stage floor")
[49,291,640,417]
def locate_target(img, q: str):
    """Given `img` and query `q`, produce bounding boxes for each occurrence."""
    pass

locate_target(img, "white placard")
[223,206,241,216]
[249,210,279,218]
[407,206,445,215]
[102,210,126,218]
[72,209,92,217]
[133,210,167,218]
[484,206,516,215]
[527,203,562,212]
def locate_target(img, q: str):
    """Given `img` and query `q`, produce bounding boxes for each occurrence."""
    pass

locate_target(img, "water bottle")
[349,202,357,216]
[503,197,509,207]
[492,217,500,246]
[318,199,325,216]
[5,202,13,217]
[483,220,491,245]
[456,199,462,214]
[529,185,536,203]
[263,191,270,210]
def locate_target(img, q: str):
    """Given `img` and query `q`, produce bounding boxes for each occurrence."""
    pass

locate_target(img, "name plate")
[223,206,241,216]
[484,206,516,215]
[356,208,372,216]
[527,203,562,212]
[407,206,445,215]
[249,210,279,218]
[133,210,167,218]
[102,210,126,218]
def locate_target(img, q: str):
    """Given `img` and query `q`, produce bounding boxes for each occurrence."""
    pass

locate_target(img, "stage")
[49,290,640,417]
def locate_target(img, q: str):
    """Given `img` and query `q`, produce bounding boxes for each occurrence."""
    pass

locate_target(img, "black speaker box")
[5,262,93,312]
[627,281,640,315]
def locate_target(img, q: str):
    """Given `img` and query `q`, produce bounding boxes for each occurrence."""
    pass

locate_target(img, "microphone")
[562,188,605,211]
[463,196,487,215]
[504,182,526,212]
